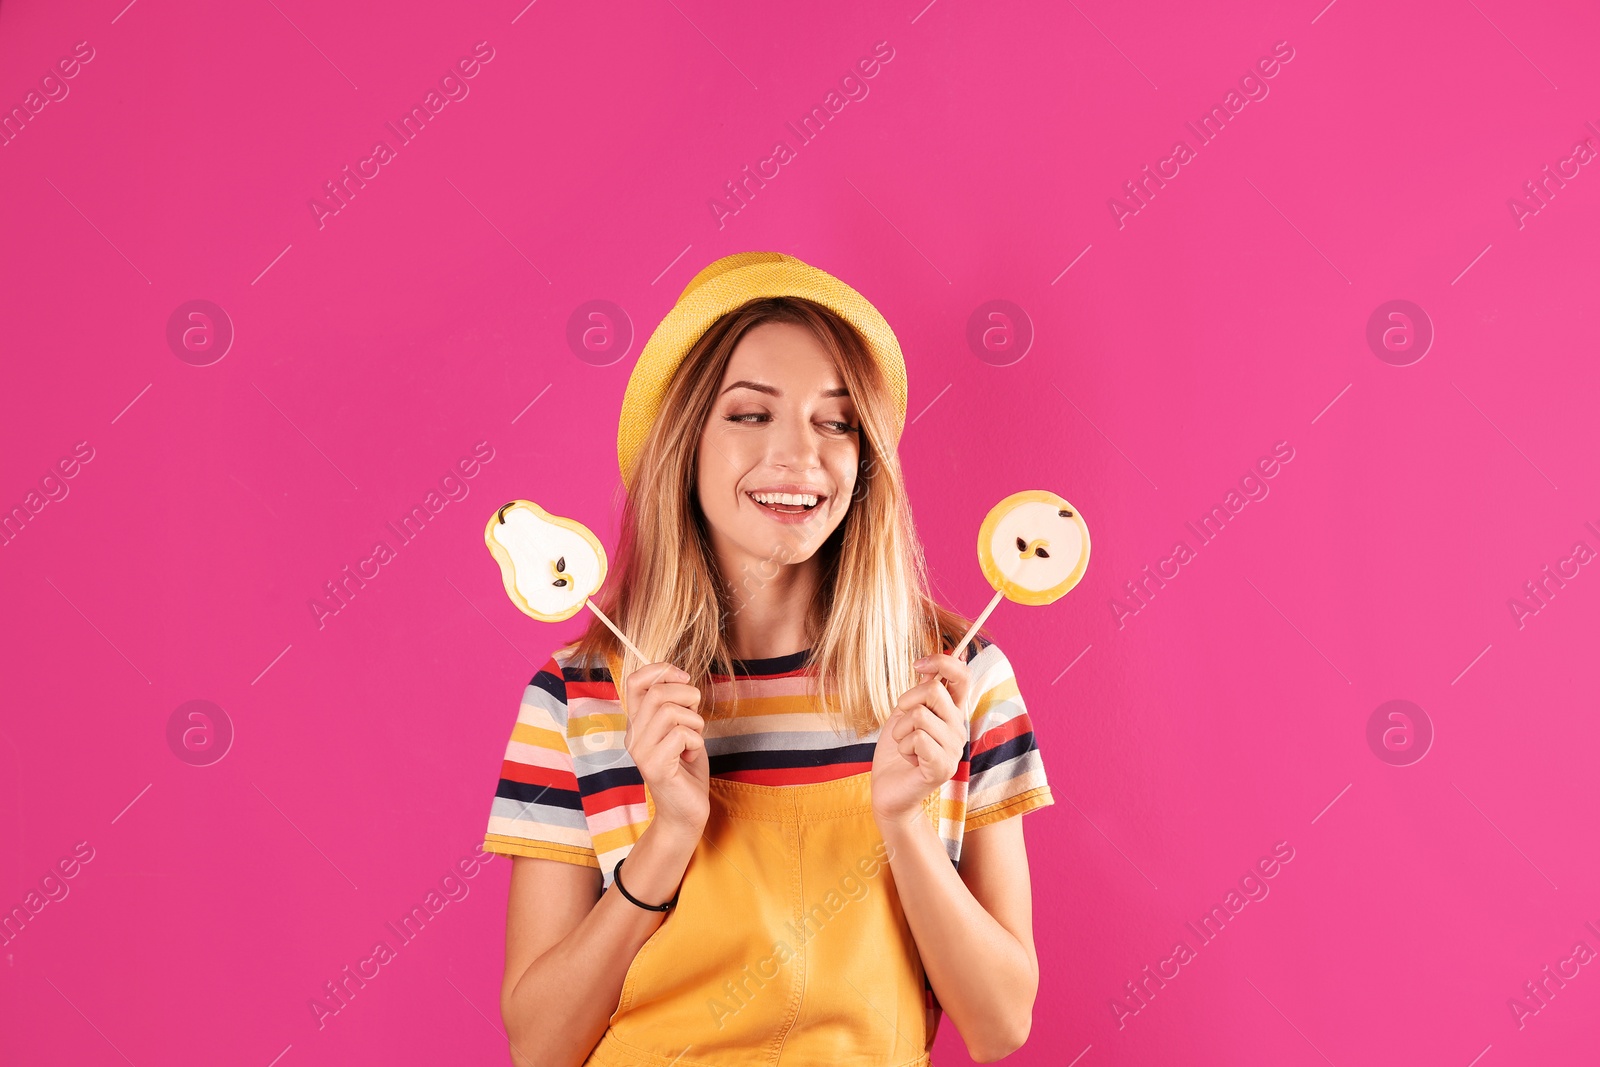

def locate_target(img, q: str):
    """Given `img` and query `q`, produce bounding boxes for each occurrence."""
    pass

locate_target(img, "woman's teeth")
[749,491,819,513]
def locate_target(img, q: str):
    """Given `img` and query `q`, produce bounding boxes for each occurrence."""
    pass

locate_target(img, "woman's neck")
[720,551,819,661]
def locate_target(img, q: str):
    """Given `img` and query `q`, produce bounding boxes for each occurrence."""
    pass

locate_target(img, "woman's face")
[695,320,862,579]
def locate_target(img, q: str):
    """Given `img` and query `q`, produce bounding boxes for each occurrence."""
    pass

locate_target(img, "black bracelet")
[611,856,679,912]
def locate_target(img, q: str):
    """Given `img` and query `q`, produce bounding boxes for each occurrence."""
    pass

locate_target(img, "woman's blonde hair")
[573,295,984,736]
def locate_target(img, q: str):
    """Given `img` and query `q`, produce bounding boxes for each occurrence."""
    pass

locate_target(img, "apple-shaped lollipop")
[950,489,1091,659]
[485,500,647,660]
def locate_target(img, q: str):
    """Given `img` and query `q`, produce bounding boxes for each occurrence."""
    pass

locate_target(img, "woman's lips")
[746,491,824,524]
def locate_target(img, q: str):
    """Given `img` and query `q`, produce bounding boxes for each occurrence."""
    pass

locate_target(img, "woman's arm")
[500,817,699,1067]
[877,809,1039,1063]
[501,658,711,1066]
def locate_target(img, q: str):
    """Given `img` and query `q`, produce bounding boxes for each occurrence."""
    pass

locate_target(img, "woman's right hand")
[622,661,710,836]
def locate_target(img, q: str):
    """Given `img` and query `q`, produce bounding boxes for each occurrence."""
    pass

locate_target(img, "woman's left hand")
[871,652,975,827]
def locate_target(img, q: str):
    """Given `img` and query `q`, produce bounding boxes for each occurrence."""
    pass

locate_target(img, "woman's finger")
[916,681,965,741]
[898,674,965,734]
[627,661,682,699]
[637,704,704,753]
[910,705,963,755]
[626,661,688,714]
[646,724,705,779]
[914,653,975,717]
[668,724,706,763]
[631,681,702,744]
[909,729,948,778]
[896,721,921,760]
[643,681,704,713]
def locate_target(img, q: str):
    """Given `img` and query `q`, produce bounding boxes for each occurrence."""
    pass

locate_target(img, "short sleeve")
[962,638,1055,831]
[482,654,600,869]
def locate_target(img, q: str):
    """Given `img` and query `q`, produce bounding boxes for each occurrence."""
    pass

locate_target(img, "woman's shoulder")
[520,641,624,725]
[543,639,623,688]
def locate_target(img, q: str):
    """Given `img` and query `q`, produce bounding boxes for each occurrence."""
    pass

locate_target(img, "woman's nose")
[769,412,821,470]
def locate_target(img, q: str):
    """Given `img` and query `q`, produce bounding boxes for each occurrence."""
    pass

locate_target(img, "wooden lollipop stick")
[584,597,650,663]
[948,588,1006,664]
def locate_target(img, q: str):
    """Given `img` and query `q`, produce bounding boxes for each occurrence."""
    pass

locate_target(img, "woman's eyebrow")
[720,379,851,398]
[721,379,779,397]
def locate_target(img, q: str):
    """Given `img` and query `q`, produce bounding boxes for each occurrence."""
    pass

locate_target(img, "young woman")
[485,252,1054,1066]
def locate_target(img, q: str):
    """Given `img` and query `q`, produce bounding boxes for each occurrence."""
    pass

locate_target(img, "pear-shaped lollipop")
[485,500,647,661]
[950,489,1091,659]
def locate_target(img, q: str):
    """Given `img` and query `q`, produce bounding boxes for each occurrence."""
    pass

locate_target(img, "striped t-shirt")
[483,634,1054,885]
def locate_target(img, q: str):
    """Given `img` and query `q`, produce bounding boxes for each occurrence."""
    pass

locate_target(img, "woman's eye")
[723,412,856,433]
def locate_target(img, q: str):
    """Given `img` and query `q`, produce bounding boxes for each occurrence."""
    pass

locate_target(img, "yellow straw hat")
[616,251,908,488]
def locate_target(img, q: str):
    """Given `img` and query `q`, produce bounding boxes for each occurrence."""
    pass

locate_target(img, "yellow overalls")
[584,770,943,1066]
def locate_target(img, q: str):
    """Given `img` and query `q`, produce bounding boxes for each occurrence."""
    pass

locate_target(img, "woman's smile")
[744,484,829,524]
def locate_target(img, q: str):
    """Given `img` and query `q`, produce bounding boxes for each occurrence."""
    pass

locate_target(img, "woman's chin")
[734,526,822,569]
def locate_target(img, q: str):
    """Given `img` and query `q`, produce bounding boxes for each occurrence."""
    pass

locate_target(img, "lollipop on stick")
[484,499,648,663]
[950,489,1091,661]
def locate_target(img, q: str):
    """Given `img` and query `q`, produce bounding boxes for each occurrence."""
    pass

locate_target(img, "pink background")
[2,0,1598,1064]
